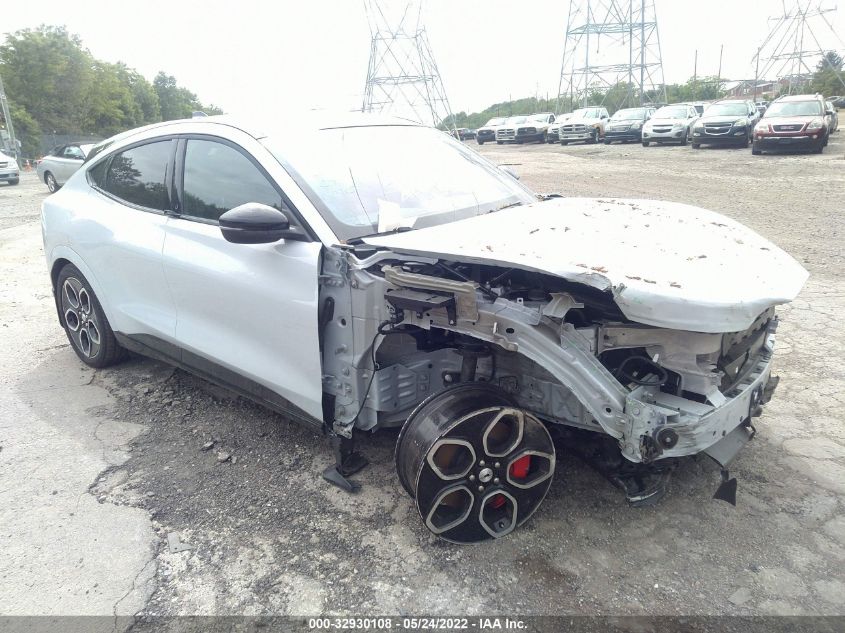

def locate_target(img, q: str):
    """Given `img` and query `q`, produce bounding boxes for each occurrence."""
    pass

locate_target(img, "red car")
[752,94,831,155]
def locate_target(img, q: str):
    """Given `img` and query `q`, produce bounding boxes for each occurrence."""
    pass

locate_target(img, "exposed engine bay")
[320,246,779,465]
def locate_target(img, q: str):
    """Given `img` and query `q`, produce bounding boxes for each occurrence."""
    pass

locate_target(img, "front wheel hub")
[395,384,556,543]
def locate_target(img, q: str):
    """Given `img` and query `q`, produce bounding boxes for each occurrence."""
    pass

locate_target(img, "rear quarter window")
[102,140,173,211]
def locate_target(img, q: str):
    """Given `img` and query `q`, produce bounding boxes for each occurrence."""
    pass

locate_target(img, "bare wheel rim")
[46,173,57,192]
[60,277,101,359]
[399,388,555,543]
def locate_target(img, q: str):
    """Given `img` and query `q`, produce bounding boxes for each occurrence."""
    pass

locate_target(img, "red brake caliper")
[490,456,532,509]
[510,455,532,479]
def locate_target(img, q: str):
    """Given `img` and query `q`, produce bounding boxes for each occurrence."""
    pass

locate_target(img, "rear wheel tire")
[560,140,568,145]
[496,141,503,145]
[604,140,611,145]
[396,383,555,543]
[680,131,688,146]
[691,143,700,149]
[56,264,126,368]
[752,145,762,155]
[477,140,484,145]
[589,129,599,144]
[642,141,650,147]
[9,178,19,185]
[45,172,59,193]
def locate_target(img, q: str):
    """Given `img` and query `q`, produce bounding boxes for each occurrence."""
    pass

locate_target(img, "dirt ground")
[1,135,843,625]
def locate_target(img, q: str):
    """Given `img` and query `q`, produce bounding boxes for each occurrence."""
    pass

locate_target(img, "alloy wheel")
[60,277,102,359]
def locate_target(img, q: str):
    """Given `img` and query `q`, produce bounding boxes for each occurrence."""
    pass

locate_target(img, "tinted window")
[88,160,108,188]
[181,139,285,222]
[104,141,172,211]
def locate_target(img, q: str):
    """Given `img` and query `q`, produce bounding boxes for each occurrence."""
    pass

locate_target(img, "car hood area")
[364,197,808,333]
[759,116,818,128]
[646,118,685,126]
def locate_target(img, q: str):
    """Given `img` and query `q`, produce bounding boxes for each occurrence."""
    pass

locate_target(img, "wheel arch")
[48,247,115,328]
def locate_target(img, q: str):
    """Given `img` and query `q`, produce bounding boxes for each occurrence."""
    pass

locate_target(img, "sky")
[3,0,844,122]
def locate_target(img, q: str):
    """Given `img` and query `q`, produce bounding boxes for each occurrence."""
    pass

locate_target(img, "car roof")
[87,112,426,155]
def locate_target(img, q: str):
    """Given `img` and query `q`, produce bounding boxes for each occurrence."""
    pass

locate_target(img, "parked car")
[546,114,572,143]
[452,128,476,141]
[557,107,610,144]
[476,117,506,145]
[0,150,20,186]
[641,104,699,146]
[691,99,759,149]
[829,96,845,108]
[685,101,711,116]
[516,112,556,144]
[495,114,555,144]
[603,107,655,144]
[42,114,807,542]
[825,101,838,133]
[36,143,96,192]
[752,94,830,155]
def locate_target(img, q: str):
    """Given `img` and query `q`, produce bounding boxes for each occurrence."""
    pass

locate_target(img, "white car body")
[36,143,96,191]
[0,150,19,185]
[642,104,700,144]
[41,115,807,540]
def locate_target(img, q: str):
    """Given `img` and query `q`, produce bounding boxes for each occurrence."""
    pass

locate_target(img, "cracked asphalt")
[0,135,843,627]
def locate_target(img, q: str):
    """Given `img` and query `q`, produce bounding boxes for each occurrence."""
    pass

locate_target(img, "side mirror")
[219,203,291,244]
[826,110,835,116]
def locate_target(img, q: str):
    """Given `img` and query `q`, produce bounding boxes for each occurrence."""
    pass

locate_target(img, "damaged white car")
[42,115,808,543]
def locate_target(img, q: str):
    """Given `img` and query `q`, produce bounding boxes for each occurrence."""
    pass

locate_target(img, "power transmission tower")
[753,1,845,95]
[362,0,456,130]
[555,0,667,113]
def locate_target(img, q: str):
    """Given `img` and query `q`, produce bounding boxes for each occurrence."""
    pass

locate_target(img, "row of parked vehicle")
[469,93,839,155]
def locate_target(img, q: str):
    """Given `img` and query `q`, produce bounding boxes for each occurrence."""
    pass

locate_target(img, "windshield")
[611,108,647,120]
[485,117,506,126]
[653,106,689,119]
[704,103,747,116]
[571,108,598,119]
[265,126,535,241]
[530,114,549,122]
[764,101,823,117]
[507,116,528,124]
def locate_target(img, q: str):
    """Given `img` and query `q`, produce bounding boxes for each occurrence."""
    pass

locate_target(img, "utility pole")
[754,46,761,102]
[0,73,19,165]
[556,0,666,112]
[717,44,724,92]
[692,50,698,100]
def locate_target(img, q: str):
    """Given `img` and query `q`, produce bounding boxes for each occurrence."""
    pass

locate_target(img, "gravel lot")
[1,136,843,626]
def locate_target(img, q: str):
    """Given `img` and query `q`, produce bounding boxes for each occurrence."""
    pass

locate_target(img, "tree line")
[0,26,223,158]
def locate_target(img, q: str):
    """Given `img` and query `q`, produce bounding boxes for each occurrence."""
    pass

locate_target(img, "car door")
[82,138,178,342]
[162,135,324,420]
[55,145,86,184]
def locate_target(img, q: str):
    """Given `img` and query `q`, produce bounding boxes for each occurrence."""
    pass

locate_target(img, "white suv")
[42,115,806,542]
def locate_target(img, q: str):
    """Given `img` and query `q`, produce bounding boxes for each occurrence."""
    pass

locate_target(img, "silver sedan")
[36,143,95,192]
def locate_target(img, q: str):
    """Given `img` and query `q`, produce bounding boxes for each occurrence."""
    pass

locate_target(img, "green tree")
[0,26,94,134]
[811,51,845,96]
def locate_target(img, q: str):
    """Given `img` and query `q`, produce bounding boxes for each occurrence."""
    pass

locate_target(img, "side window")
[63,146,85,160]
[103,140,172,211]
[181,139,286,222]
[88,159,108,188]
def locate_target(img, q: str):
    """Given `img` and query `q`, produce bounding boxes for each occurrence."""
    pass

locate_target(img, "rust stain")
[591,266,609,273]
